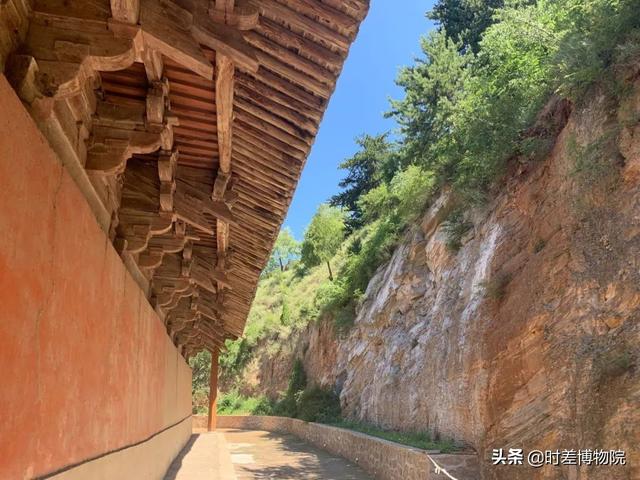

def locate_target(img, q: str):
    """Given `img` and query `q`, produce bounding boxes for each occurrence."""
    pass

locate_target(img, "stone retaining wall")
[202,415,479,480]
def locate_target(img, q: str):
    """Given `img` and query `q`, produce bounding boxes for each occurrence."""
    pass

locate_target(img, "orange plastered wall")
[0,74,192,479]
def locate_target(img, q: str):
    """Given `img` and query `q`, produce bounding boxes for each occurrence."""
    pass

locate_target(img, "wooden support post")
[207,348,220,431]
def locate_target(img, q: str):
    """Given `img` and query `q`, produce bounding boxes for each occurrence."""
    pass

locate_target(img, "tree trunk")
[279,255,284,271]
[326,260,333,281]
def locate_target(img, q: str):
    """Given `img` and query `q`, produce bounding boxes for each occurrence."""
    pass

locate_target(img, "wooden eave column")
[207,347,220,431]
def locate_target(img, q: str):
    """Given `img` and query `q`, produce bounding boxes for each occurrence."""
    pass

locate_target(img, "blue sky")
[283,1,437,239]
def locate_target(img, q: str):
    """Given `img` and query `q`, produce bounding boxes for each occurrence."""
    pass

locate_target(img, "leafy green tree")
[439,0,561,198]
[388,31,472,178]
[330,134,398,230]
[189,350,211,414]
[428,0,506,53]
[190,350,211,392]
[358,165,435,225]
[301,205,345,280]
[550,0,640,99]
[265,227,300,274]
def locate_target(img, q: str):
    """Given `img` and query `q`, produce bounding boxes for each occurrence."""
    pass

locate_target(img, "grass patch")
[330,420,458,453]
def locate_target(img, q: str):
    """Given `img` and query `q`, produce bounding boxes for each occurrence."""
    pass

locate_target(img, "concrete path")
[164,432,238,480]
[164,428,372,480]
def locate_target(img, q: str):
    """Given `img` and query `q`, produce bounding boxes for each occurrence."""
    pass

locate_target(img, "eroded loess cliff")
[231,84,640,479]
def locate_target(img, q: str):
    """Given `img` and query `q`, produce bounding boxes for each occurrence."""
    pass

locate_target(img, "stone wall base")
[208,415,479,480]
[45,417,192,480]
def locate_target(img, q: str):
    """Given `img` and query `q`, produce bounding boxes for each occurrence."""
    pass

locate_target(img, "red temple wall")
[0,74,192,479]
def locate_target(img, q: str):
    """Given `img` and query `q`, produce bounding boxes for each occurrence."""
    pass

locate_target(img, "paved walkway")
[164,429,372,480]
[164,432,237,480]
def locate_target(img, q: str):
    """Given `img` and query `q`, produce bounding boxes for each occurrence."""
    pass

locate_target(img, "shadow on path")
[224,428,371,480]
[163,434,199,480]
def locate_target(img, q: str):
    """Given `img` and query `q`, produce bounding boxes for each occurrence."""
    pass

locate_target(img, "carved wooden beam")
[208,0,258,31]
[183,327,224,358]
[138,224,199,270]
[165,297,199,339]
[198,322,226,346]
[118,212,175,254]
[11,14,138,101]
[112,0,263,85]
[214,247,235,289]
[216,54,235,174]
[151,252,226,324]
[211,173,239,290]
[153,278,194,310]
[85,96,178,175]
[117,160,235,274]
[179,313,229,358]
[158,149,178,213]
[190,259,218,293]
[181,240,193,276]
[191,20,258,73]
[142,47,164,81]
[214,53,234,290]
[117,161,174,254]
[138,0,213,79]
[135,0,259,79]
[175,177,237,230]
[194,292,227,321]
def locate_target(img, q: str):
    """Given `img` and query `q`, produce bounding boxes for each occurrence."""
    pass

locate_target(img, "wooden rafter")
[2,0,370,359]
[209,0,258,310]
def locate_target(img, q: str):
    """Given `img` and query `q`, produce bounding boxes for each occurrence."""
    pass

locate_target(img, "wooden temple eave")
[0,0,370,359]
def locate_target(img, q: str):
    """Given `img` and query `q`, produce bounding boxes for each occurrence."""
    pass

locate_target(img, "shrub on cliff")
[296,387,342,423]
[443,208,473,252]
[288,359,308,394]
[272,358,308,417]
[271,360,341,423]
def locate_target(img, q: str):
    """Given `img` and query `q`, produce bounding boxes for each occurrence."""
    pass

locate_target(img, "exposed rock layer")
[229,85,640,479]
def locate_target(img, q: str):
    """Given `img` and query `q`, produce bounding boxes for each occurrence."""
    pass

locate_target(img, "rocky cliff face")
[234,85,640,479]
